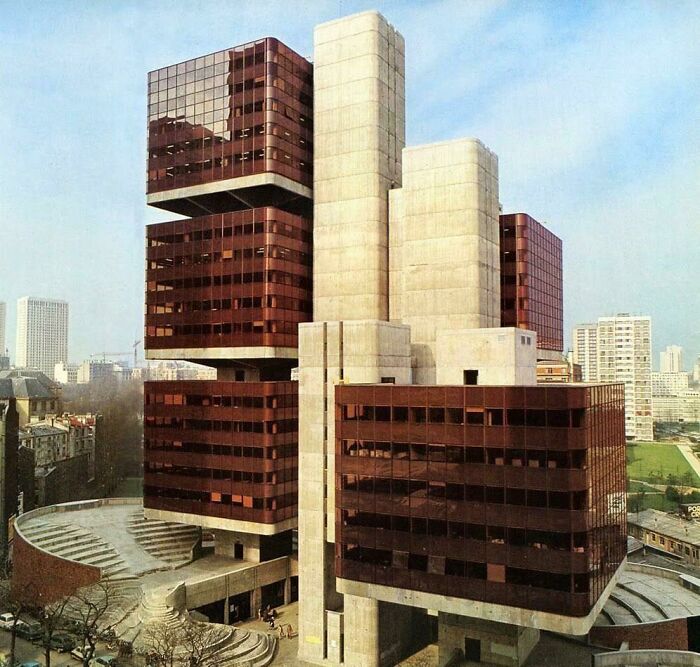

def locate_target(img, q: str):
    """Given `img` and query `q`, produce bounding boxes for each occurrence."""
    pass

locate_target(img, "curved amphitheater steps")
[21,520,129,579]
[599,578,674,625]
[126,512,199,568]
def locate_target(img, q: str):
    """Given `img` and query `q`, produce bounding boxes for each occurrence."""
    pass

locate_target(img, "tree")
[665,485,680,503]
[39,595,71,667]
[0,563,39,666]
[181,622,222,667]
[139,622,181,667]
[66,580,117,667]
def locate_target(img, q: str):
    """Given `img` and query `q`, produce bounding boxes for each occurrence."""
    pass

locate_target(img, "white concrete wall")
[389,138,500,383]
[313,11,405,321]
[297,319,411,665]
[436,327,537,386]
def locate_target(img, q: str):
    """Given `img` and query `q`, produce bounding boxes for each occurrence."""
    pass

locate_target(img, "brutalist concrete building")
[142,10,626,667]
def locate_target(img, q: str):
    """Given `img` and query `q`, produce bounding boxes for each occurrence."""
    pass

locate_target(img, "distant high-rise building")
[15,297,68,378]
[660,345,683,373]
[0,301,6,355]
[597,314,652,440]
[694,355,700,384]
[572,323,598,382]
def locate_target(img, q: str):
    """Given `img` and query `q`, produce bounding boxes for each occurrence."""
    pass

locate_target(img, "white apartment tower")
[572,323,598,382]
[0,302,5,355]
[660,345,683,373]
[597,314,652,440]
[15,297,69,378]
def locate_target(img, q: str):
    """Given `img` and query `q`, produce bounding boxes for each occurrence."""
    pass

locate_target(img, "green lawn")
[626,442,700,487]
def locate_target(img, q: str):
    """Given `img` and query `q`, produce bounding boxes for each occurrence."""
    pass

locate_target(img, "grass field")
[626,442,700,486]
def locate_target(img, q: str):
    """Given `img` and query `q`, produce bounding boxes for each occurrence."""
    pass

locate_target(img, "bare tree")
[139,622,181,667]
[0,563,39,666]
[39,595,71,667]
[66,580,117,667]
[180,622,223,667]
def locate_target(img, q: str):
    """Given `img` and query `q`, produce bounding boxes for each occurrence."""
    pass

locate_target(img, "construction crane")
[90,340,141,368]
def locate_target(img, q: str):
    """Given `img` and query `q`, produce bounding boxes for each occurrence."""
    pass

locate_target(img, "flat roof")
[628,509,700,547]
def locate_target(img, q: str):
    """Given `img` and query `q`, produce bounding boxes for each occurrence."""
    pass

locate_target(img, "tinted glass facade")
[147,38,313,195]
[145,207,312,351]
[144,380,298,525]
[500,213,563,352]
[335,383,626,617]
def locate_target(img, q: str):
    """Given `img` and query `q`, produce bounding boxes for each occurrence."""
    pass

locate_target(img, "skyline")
[1,0,698,365]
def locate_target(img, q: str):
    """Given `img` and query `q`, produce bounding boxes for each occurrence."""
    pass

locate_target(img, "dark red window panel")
[143,380,298,525]
[145,207,312,351]
[500,213,563,352]
[334,383,626,618]
[147,38,313,193]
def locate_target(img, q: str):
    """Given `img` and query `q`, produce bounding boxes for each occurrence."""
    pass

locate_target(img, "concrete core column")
[344,594,380,667]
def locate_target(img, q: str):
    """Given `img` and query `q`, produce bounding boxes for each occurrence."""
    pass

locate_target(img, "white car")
[0,613,15,630]
[71,646,89,662]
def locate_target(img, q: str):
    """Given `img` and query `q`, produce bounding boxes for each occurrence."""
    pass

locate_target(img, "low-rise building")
[627,509,700,566]
[652,391,700,423]
[536,358,582,383]
[19,413,97,507]
[0,369,62,427]
[652,371,690,397]
[54,361,79,384]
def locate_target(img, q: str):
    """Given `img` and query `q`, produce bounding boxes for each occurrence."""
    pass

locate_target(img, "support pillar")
[344,594,380,667]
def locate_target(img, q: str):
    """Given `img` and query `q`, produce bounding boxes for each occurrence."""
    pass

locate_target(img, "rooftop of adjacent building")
[628,509,700,547]
[0,369,59,399]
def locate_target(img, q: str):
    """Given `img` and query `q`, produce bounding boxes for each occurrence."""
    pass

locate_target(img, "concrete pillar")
[284,575,291,605]
[344,594,380,667]
[313,10,405,322]
[389,139,501,385]
[223,596,229,625]
[251,587,262,620]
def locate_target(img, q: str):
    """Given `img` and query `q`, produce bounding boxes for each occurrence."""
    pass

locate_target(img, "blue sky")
[1,0,698,369]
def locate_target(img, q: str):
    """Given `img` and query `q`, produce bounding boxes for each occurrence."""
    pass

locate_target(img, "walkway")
[677,445,700,484]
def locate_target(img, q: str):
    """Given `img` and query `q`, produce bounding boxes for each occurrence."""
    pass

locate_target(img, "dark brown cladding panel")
[500,213,563,352]
[145,207,312,351]
[334,383,626,617]
[143,380,298,525]
[147,38,313,193]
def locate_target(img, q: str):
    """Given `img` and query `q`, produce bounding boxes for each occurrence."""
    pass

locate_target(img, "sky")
[0,0,698,369]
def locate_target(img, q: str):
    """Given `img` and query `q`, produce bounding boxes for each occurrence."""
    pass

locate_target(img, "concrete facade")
[435,327,537,386]
[438,614,539,667]
[297,319,411,664]
[312,11,405,322]
[389,139,500,384]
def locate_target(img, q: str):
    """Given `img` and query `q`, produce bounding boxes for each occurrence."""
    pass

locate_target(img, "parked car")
[0,612,15,629]
[15,620,40,640]
[19,662,43,667]
[49,632,75,652]
[71,646,90,662]
[89,656,117,667]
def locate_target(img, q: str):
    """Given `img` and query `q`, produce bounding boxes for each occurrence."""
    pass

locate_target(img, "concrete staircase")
[126,511,199,568]
[212,628,278,667]
[20,520,129,578]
